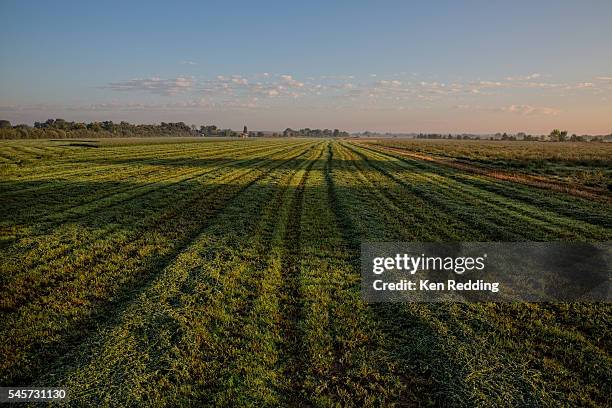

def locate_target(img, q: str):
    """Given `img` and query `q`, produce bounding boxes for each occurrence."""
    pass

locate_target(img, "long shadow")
[362,142,612,168]
[345,143,612,229]
[323,145,612,405]
[2,147,611,387]
[0,145,319,386]
[75,155,402,168]
[2,173,610,256]
[6,156,608,229]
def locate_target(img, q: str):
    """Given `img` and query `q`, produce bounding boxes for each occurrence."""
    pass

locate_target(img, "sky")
[1,0,611,134]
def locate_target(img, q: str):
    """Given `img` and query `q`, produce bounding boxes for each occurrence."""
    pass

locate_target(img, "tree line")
[0,119,351,140]
[0,119,200,140]
[283,128,350,138]
[413,129,610,142]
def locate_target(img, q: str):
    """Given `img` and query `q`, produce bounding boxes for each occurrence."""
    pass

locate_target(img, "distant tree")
[243,125,248,134]
[549,129,568,142]
[569,134,585,142]
[0,120,11,128]
[87,122,103,132]
[54,118,67,129]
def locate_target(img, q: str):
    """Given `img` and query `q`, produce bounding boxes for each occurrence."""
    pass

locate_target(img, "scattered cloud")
[454,104,560,116]
[502,104,560,116]
[230,75,248,85]
[280,75,304,88]
[376,80,403,87]
[180,61,198,65]
[505,73,541,81]
[60,71,612,118]
[100,72,607,104]
[103,76,195,95]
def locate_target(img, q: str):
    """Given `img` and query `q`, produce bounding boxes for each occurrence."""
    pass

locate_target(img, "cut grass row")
[0,138,609,406]
[0,140,318,386]
[345,142,611,241]
[32,141,327,405]
[334,140,611,406]
[361,139,612,191]
[0,142,314,292]
[29,141,403,406]
[0,140,292,203]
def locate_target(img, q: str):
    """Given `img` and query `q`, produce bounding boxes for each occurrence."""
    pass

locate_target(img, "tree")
[549,129,568,142]
[0,120,11,128]
[54,118,67,129]
[569,134,585,142]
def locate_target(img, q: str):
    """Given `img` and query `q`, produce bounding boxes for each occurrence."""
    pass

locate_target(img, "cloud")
[570,82,594,89]
[454,104,560,116]
[280,75,304,88]
[103,76,195,95]
[180,61,197,65]
[230,75,248,85]
[375,79,403,87]
[502,104,560,116]
[330,83,355,90]
[476,80,503,87]
[200,73,316,99]
[505,73,541,81]
[77,71,607,120]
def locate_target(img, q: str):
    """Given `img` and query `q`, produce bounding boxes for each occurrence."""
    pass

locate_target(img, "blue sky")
[1,1,611,133]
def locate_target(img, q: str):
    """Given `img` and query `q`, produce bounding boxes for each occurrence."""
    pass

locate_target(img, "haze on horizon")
[1,1,611,135]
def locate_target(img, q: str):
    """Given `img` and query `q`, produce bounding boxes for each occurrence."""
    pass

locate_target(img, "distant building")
[241,125,249,138]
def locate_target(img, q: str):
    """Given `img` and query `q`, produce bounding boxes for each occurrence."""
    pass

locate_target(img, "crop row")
[331,141,611,406]
[0,140,317,386]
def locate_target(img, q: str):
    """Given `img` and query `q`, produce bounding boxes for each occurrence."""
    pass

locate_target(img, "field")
[0,138,611,406]
[360,139,612,197]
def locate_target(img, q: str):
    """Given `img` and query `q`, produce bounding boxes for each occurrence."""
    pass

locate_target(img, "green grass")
[362,138,612,191]
[0,138,610,406]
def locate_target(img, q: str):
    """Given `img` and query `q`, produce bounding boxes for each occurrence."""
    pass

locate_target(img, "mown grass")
[0,138,610,407]
[362,138,612,192]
